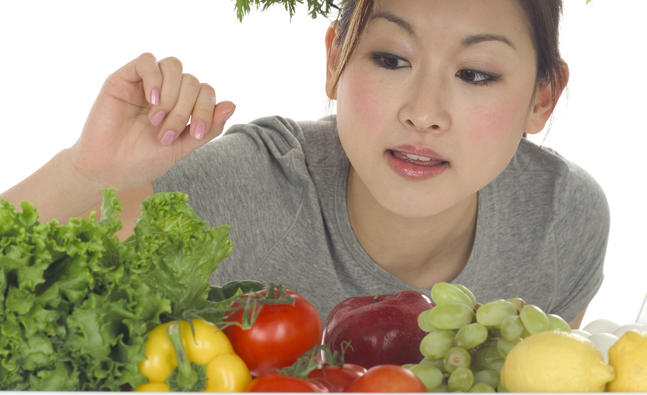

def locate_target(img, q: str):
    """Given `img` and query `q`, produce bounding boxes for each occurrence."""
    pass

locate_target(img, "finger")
[134,53,163,106]
[158,73,200,145]
[189,83,217,140]
[148,56,183,128]
[208,101,236,138]
[108,52,162,107]
[175,100,236,154]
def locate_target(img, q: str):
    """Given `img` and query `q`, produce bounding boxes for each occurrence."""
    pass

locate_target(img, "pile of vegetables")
[0,190,237,390]
[0,188,456,392]
[1,189,585,392]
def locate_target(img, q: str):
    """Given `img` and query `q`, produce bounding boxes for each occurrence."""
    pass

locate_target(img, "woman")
[1,0,608,327]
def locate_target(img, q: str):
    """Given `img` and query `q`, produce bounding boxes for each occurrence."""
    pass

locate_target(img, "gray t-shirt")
[154,115,609,323]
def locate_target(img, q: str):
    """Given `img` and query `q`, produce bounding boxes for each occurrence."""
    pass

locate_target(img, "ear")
[325,21,341,100]
[524,62,570,135]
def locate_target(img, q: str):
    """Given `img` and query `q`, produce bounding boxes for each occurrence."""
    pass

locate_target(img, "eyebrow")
[371,11,415,35]
[371,11,516,51]
[462,34,516,51]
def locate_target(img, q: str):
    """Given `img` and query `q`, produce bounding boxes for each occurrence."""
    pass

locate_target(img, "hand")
[69,52,235,191]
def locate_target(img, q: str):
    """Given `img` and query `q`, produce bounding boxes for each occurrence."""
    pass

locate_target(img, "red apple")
[321,290,435,368]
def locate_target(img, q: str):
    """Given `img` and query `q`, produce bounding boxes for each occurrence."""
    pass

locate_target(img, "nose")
[399,74,451,133]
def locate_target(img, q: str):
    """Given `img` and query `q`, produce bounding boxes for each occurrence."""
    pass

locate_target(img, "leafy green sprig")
[234,0,337,21]
[233,0,595,21]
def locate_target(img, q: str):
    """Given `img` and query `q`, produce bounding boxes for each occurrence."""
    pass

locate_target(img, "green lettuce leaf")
[0,190,234,390]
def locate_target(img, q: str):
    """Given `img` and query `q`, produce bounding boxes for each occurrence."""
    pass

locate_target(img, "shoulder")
[473,139,609,320]
[499,139,609,222]
[481,138,609,249]
[223,114,338,153]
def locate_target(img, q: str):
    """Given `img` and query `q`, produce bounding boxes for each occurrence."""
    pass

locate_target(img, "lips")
[386,145,449,180]
[390,150,447,166]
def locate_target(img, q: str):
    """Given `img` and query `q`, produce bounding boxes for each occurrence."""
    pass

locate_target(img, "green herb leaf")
[233,0,336,21]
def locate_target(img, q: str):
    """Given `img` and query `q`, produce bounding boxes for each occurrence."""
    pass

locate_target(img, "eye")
[371,52,410,70]
[456,69,500,86]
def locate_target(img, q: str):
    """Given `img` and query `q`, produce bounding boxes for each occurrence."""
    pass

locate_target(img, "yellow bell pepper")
[135,319,251,392]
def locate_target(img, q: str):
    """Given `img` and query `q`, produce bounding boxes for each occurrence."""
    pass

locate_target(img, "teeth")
[405,153,432,162]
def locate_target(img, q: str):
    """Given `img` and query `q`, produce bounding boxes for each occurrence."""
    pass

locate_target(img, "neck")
[346,168,477,289]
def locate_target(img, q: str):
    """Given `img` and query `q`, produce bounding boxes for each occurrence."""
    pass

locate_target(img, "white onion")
[570,329,592,339]
[582,318,620,334]
[588,332,618,363]
[613,323,647,337]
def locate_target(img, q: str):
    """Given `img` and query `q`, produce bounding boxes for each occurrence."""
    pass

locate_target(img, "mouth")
[386,147,449,180]
[388,149,449,167]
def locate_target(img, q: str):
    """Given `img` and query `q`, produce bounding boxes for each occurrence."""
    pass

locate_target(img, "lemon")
[607,330,647,392]
[500,330,614,392]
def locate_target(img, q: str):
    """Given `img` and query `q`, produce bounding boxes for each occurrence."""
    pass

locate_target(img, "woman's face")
[329,0,557,219]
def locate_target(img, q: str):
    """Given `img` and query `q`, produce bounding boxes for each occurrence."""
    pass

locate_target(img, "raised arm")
[1,53,235,235]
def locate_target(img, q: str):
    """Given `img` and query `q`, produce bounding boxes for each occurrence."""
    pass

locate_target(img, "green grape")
[500,314,524,342]
[505,297,526,313]
[519,304,549,334]
[447,366,474,392]
[497,381,508,392]
[419,357,445,370]
[469,382,496,392]
[417,309,438,332]
[443,346,471,373]
[489,359,504,373]
[454,323,488,349]
[547,313,571,332]
[475,299,517,327]
[409,363,444,391]
[521,327,530,338]
[471,341,504,372]
[473,369,499,388]
[431,282,476,308]
[454,283,477,306]
[420,330,455,359]
[431,383,449,393]
[426,303,474,330]
[496,337,517,357]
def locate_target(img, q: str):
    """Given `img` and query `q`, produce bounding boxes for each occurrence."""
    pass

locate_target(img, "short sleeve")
[550,163,610,321]
[153,116,312,267]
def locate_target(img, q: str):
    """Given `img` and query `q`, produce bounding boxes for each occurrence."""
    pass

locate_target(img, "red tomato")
[344,365,427,392]
[248,372,328,392]
[307,364,367,392]
[223,288,323,376]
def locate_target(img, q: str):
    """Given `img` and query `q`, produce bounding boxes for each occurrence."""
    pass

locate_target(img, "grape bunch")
[405,282,571,392]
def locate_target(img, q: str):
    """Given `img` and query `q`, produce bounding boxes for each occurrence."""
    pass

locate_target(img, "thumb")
[209,101,237,139]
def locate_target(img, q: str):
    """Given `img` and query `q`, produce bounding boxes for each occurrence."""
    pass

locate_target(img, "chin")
[379,194,454,220]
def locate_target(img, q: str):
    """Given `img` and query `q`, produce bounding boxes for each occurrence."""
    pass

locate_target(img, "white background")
[0,1,645,327]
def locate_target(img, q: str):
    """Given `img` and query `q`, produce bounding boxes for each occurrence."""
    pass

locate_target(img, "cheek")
[459,89,532,176]
[467,94,530,142]
[337,65,391,128]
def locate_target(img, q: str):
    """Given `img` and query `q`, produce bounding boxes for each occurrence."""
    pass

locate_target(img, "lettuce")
[0,190,234,390]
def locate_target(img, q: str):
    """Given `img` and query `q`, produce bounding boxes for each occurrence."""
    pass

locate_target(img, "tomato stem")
[224,284,295,330]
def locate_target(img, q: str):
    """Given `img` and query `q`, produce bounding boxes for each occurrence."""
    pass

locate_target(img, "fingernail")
[194,122,206,140]
[161,130,176,146]
[151,88,160,105]
[151,111,166,127]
